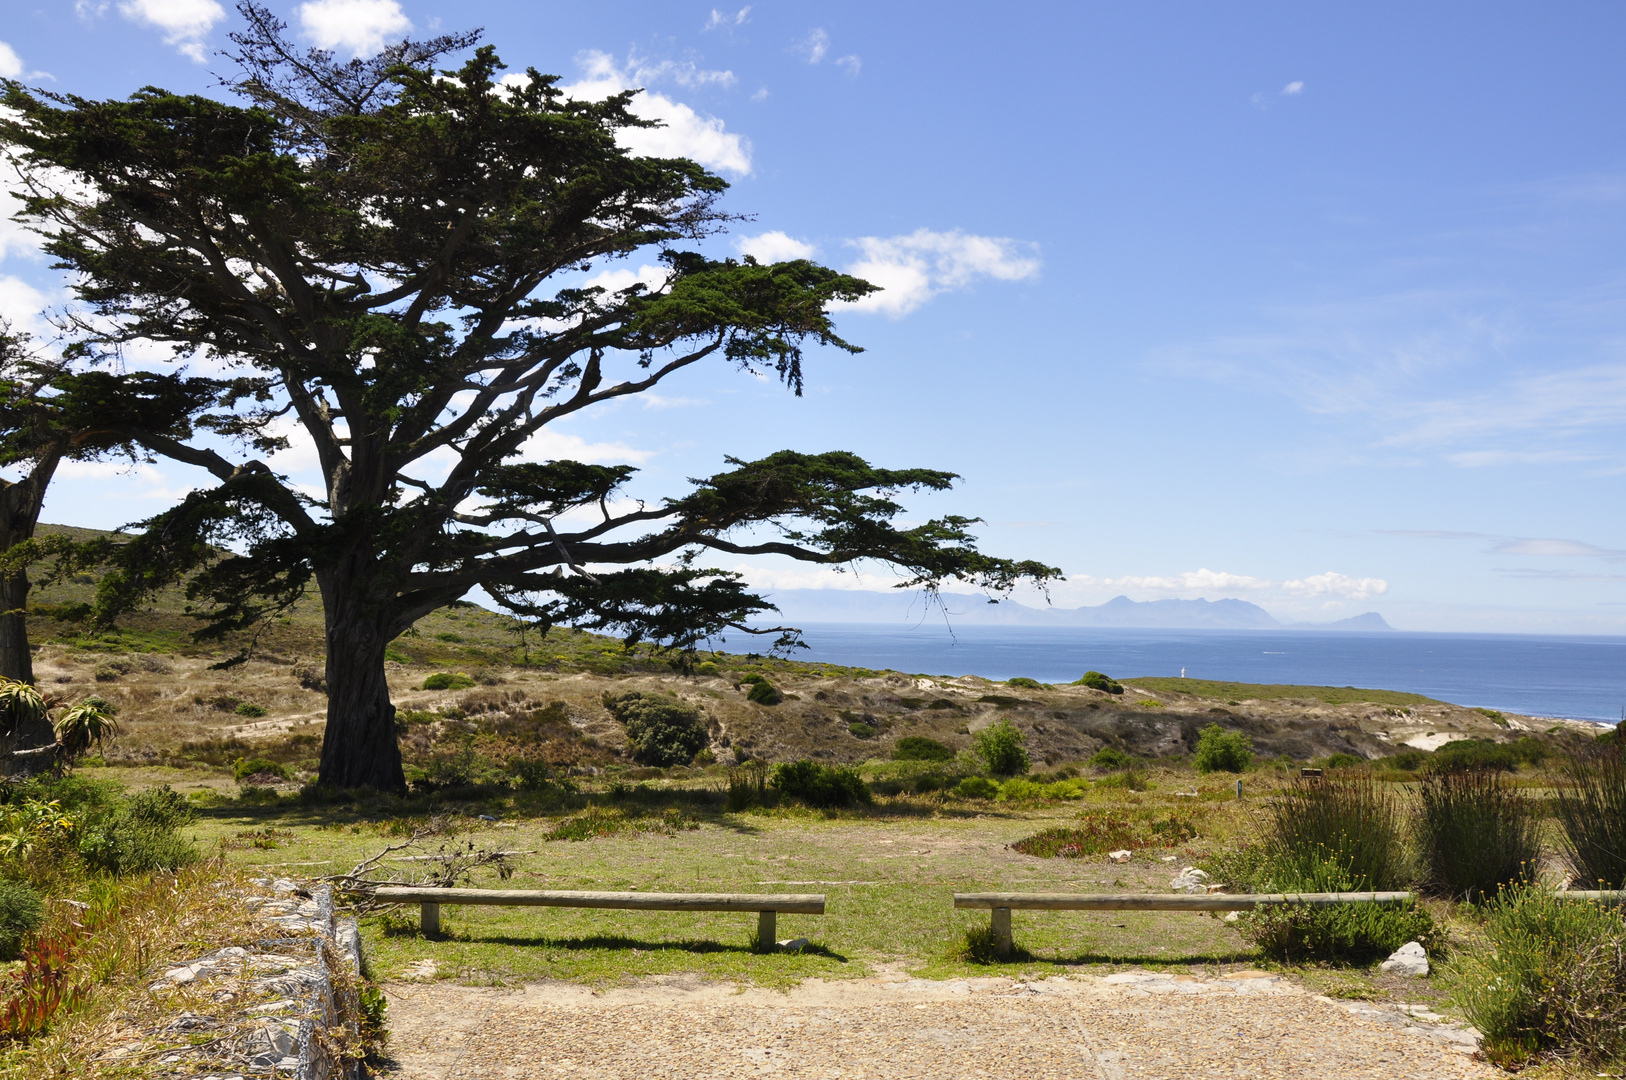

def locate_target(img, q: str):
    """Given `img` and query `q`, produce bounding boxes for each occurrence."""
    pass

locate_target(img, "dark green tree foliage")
[971,718,1029,776]
[1073,671,1123,694]
[892,736,954,762]
[0,6,1058,790]
[769,760,871,808]
[1193,723,1254,773]
[603,691,708,767]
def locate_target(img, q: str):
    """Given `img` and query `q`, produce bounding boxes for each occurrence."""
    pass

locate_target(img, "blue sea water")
[785,624,1626,727]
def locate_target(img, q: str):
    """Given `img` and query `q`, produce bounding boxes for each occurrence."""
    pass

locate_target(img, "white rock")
[1107,849,1133,863]
[776,937,809,953]
[164,967,196,984]
[1170,867,1209,893]
[1380,940,1429,977]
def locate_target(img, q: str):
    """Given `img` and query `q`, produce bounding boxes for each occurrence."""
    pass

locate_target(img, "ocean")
[783,624,1626,727]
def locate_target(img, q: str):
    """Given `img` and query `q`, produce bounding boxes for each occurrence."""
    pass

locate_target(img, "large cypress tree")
[0,7,1057,791]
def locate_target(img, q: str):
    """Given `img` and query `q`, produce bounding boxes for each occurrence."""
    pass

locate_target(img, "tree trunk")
[0,447,61,690]
[316,574,407,792]
[0,569,33,688]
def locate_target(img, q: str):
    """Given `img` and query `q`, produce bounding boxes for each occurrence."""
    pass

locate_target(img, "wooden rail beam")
[371,887,826,939]
[953,891,1414,912]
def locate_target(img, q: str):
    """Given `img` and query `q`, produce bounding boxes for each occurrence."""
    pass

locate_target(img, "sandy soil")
[381,969,1495,1080]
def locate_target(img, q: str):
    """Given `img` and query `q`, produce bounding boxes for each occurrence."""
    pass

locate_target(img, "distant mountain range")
[760,590,1394,631]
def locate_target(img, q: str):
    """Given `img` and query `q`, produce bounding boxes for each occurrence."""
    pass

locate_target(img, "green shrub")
[737,673,765,684]
[1194,723,1254,773]
[603,692,709,767]
[1384,748,1429,771]
[1073,671,1123,694]
[971,719,1029,777]
[233,702,268,717]
[1474,707,1510,727]
[1088,746,1133,771]
[727,761,769,811]
[1095,767,1150,791]
[1556,745,1626,888]
[0,879,43,961]
[1005,677,1044,689]
[1429,737,1547,773]
[422,672,476,691]
[1418,767,1540,901]
[696,661,720,677]
[1323,753,1365,770]
[957,920,1006,964]
[769,760,871,808]
[1453,886,1626,1066]
[1236,892,1438,962]
[847,722,876,739]
[745,680,783,706]
[954,776,1000,799]
[508,758,554,791]
[232,757,290,782]
[892,736,954,762]
[1267,773,1410,891]
[77,785,199,875]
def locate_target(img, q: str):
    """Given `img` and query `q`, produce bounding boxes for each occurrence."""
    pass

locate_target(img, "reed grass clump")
[1267,773,1410,891]
[1556,745,1626,888]
[1417,766,1539,901]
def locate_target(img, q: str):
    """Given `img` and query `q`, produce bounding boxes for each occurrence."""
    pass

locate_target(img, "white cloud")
[0,276,52,335]
[1494,538,1624,558]
[1066,566,1387,601]
[1389,364,1626,447]
[0,41,22,79]
[56,459,196,500]
[1278,571,1388,600]
[841,228,1042,317]
[118,0,226,62]
[298,0,411,58]
[552,52,752,176]
[735,231,816,262]
[704,7,750,31]
[1283,81,1304,95]
[583,263,671,297]
[798,29,830,64]
[518,428,655,467]
[75,1,112,20]
[836,55,861,76]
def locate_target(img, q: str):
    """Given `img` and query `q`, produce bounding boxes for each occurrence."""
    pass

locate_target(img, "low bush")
[1194,723,1254,774]
[994,776,1090,801]
[1005,677,1044,689]
[1556,744,1626,888]
[893,736,955,762]
[695,661,719,677]
[77,785,199,875]
[1267,773,1410,891]
[422,672,476,691]
[847,722,876,739]
[1417,767,1539,901]
[1453,885,1626,1067]
[1429,737,1547,773]
[1323,753,1365,770]
[1073,671,1123,694]
[727,761,769,811]
[232,757,290,782]
[233,702,268,718]
[1095,768,1150,791]
[1236,892,1438,962]
[746,680,783,706]
[1088,746,1133,771]
[1011,812,1197,858]
[769,760,871,808]
[603,692,709,768]
[971,719,1029,777]
[1384,748,1430,771]
[0,879,44,960]
[953,776,1000,799]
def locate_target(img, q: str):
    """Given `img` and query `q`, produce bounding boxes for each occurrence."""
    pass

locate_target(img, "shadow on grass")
[407,928,848,962]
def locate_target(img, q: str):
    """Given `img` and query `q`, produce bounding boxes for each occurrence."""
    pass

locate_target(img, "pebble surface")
[384,971,1500,1079]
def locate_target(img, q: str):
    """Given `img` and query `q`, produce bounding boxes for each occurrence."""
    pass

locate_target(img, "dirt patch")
[381,972,1495,1079]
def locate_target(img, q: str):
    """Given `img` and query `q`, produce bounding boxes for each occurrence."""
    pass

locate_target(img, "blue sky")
[4,1,1626,634]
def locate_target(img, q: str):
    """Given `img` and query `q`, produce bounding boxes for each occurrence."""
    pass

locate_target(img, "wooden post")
[422,901,440,937]
[757,908,776,948]
[991,907,1012,959]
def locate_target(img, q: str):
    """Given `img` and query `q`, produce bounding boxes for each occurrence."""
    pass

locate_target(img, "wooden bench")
[953,891,1416,958]
[373,887,825,944]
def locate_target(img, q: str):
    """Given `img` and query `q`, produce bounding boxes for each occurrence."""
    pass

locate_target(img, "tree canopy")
[0,5,1059,790]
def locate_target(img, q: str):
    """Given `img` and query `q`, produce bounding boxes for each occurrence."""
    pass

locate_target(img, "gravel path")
[382,970,1499,1079]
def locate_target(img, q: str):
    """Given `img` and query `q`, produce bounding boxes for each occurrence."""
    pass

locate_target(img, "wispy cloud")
[840,229,1041,317]
[118,0,225,62]
[298,0,411,59]
[797,28,830,64]
[1493,538,1626,558]
[1282,80,1305,95]
[835,55,861,77]
[704,6,750,31]
[1070,567,1388,601]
